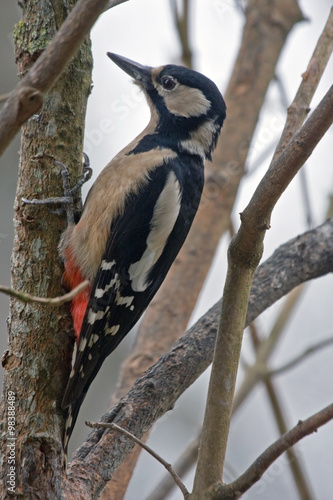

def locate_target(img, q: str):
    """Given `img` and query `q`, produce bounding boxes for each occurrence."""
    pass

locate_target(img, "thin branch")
[170,0,192,68]
[0,280,89,306]
[146,437,200,500]
[0,92,11,103]
[234,286,304,413]
[217,403,333,500]
[247,323,313,500]
[275,73,314,229]
[85,421,190,500]
[273,6,333,159]
[269,336,333,377]
[0,0,127,157]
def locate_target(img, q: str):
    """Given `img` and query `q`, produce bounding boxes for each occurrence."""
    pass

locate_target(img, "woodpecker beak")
[107,53,152,88]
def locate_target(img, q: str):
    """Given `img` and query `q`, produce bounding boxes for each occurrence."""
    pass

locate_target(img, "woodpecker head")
[107,52,226,161]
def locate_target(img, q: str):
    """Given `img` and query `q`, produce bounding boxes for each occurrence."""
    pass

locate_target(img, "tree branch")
[216,403,333,500]
[170,0,192,68]
[0,0,127,157]
[0,280,89,306]
[146,437,200,500]
[86,421,190,499]
[246,321,313,500]
[234,286,304,413]
[268,336,333,377]
[274,6,333,159]
[63,217,333,498]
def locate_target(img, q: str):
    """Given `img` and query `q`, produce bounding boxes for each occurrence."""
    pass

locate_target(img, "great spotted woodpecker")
[60,53,226,451]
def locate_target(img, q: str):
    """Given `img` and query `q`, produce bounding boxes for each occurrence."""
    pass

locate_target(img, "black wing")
[62,154,204,447]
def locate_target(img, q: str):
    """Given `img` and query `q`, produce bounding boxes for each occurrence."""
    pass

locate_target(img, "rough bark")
[0,1,92,497]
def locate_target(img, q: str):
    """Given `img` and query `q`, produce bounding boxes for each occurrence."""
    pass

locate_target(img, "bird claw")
[22,154,92,225]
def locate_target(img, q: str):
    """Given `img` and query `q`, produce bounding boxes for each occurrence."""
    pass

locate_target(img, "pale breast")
[65,147,177,282]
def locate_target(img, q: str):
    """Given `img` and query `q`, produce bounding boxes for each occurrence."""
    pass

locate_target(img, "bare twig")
[275,73,314,229]
[273,6,333,159]
[247,323,313,500]
[269,336,333,377]
[217,403,333,500]
[170,0,192,67]
[234,286,304,411]
[0,280,89,306]
[0,92,11,103]
[85,421,190,499]
[146,437,200,500]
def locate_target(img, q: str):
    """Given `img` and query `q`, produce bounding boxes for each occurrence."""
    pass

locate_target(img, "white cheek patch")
[180,119,218,159]
[129,171,181,292]
[162,85,211,118]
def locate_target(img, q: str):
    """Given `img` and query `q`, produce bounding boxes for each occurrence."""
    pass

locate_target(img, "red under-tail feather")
[63,251,90,343]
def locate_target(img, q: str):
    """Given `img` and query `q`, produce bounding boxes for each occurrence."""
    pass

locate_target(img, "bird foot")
[22,153,92,225]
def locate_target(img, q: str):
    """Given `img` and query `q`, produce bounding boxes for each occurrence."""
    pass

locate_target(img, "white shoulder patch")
[129,171,181,292]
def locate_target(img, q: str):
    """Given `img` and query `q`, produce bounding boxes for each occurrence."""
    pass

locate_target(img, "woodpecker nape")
[60,53,226,452]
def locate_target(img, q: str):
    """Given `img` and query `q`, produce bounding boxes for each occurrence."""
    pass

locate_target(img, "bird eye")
[161,76,176,90]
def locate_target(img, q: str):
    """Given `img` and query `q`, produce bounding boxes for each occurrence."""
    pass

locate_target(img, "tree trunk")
[0,1,92,497]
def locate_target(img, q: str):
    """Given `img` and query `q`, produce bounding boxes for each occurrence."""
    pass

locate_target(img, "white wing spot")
[129,171,181,292]
[101,259,116,270]
[64,406,73,449]
[95,288,106,298]
[105,324,120,336]
[94,275,120,299]
[95,310,106,320]
[116,293,134,308]
[78,337,87,351]
[87,309,96,325]
[65,407,72,431]
[88,309,107,324]
[88,353,92,361]
[88,333,99,348]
